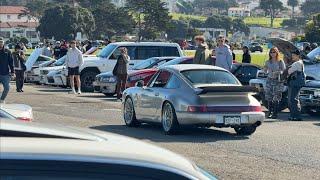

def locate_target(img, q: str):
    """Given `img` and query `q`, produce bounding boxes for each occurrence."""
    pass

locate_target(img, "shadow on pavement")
[91,124,248,143]
[38,89,70,93]
[314,123,320,127]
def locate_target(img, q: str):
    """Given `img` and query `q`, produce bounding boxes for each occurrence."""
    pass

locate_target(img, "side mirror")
[136,80,144,87]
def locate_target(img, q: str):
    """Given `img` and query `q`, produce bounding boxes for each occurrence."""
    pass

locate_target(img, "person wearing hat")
[12,44,27,92]
[0,38,14,103]
[287,50,306,121]
[53,41,61,59]
[242,46,251,63]
[193,35,212,65]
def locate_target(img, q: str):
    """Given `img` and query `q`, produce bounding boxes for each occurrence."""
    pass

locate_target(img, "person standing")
[42,42,53,57]
[65,40,84,94]
[60,40,68,57]
[242,46,251,63]
[12,44,26,92]
[193,36,212,65]
[215,36,233,71]
[113,48,130,100]
[287,50,305,121]
[0,39,14,104]
[53,41,61,59]
[264,47,286,119]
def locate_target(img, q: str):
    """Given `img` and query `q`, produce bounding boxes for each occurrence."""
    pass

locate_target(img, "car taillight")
[187,106,262,112]
[187,105,207,112]
[17,117,32,122]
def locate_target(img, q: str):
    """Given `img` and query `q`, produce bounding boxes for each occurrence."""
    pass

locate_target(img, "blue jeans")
[0,75,10,101]
[288,85,302,118]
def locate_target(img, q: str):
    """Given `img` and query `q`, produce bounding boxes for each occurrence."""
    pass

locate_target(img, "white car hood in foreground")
[0,104,33,120]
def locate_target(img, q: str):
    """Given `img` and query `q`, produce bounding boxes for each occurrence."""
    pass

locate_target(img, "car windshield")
[181,70,239,85]
[133,57,158,70]
[98,44,117,58]
[53,56,66,66]
[158,57,186,68]
[0,110,16,120]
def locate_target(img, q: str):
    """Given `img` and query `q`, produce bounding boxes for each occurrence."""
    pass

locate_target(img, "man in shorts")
[65,40,83,94]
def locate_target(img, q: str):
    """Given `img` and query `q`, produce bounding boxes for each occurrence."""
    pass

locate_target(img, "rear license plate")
[224,116,241,125]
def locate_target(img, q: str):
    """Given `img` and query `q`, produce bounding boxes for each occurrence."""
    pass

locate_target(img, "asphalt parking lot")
[4,83,320,180]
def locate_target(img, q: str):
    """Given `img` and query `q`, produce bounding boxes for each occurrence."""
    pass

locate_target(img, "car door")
[139,70,171,121]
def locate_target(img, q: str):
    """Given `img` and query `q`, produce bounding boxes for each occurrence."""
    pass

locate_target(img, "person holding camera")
[0,39,14,104]
[12,44,26,92]
[287,50,305,121]
[113,47,130,100]
[264,47,286,119]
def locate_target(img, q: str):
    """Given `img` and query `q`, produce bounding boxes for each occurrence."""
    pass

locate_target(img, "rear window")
[162,47,180,56]
[181,70,239,85]
[159,57,192,68]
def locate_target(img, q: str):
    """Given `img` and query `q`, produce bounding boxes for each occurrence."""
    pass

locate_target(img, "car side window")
[243,66,259,78]
[137,46,160,60]
[110,46,136,60]
[150,71,171,88]
[165,75,180,89]
[161,47,180,56]
[0,159,191,180]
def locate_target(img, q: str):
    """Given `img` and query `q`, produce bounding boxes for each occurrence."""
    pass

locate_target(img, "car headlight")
[101,76,117,83]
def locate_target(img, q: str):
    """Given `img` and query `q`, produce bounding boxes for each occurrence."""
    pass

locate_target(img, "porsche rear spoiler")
[195,86,259,95]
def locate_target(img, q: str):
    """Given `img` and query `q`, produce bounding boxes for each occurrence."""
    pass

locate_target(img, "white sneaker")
[69,88,77,94]
[77,89,81,94]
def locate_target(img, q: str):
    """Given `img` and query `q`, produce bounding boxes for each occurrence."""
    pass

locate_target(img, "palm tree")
[287,0,299,18]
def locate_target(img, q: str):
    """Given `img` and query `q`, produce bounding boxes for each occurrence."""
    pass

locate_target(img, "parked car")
[249,42,263,53]
[123,64,264,135]
[249,39,320,111]
[300,80,320,116]
[80,42,183,92]
[0,104,33,121]
[94,56,193,96]
[39,56,66,84]
[0,119,217,180]
[231,63,262,85]
[25,55,55,83]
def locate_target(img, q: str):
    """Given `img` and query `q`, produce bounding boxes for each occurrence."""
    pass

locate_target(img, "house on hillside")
[0,6,40,43]
[228,7,250,17]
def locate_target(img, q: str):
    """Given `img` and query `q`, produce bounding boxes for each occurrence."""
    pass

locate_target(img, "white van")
[79,42,183,91]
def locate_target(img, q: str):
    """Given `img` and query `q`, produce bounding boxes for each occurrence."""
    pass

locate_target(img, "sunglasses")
[270,51,277,54]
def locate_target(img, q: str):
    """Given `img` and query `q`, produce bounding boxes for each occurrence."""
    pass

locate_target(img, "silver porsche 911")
[122,65,265,135]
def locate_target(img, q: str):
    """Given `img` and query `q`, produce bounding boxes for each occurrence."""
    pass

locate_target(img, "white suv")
[78,42,183,92]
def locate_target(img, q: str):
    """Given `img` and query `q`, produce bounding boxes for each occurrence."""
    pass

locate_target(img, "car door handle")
[129,63,134,66]
[155,92,159,96]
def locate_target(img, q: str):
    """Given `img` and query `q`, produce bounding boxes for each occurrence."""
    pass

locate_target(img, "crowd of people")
[192,35,307,121]
[0,35,314,121]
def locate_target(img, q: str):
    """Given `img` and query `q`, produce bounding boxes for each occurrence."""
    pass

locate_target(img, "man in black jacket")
[0,39,14,104]
[12,44,26,92]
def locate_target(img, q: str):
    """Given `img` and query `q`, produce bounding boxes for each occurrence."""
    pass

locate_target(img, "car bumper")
[46,75,65,86]
[300,96,320,107]
[93,81,117,94]
[26,75,40,83]
[176,112,265,127]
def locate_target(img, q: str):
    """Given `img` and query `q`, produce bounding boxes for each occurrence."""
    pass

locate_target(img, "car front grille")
[41,70,49,75]
[47,77,54,83]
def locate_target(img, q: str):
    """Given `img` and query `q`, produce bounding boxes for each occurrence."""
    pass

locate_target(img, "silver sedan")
[122,65,265,135]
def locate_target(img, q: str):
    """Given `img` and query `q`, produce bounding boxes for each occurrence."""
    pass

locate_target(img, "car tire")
[103,93,115,97]
[161,102,179,135]
[81,71,98,92]
[234,126,256,135]
[123,97,140,127]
